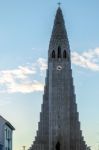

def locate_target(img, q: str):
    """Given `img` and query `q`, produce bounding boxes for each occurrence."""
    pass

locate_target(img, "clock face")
[57,65,62,71]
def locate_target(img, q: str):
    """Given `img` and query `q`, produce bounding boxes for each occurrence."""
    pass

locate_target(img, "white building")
[0,116,15,150]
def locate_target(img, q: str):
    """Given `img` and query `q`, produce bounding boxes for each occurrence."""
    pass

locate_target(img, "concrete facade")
[0,116,15,150]
[29,7,89,150]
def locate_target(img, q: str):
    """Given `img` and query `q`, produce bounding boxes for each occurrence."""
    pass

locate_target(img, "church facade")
[29,7,89,150]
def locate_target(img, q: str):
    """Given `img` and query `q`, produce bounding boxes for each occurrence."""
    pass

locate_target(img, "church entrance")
[55,141,60,150]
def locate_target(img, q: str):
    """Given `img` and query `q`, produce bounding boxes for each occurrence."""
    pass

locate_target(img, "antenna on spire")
[57,2,61,7]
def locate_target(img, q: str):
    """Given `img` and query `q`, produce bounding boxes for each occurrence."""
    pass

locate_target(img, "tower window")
[58,46,61,58]
[52,50,55,58]
[63,50,67,58]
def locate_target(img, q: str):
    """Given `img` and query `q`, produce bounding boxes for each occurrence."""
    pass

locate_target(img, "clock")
[57,65,62,71]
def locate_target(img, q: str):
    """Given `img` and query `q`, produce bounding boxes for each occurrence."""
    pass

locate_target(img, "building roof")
[0,115,15,130]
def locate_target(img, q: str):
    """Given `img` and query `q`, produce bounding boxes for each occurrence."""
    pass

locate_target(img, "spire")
[50,7,68,41]
[48,7,70,59]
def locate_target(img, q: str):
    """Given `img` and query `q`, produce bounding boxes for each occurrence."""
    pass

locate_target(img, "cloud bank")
[0,48,99,93]
[0,58,46,94]
[71,48,99,71]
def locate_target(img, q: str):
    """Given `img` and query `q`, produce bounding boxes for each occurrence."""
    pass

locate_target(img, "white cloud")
[32,48,36,51]
[6,80,44,94]
[37,58,47,74]
[0,65,36,82]
[71,48,99,71]
[0,63,44,94]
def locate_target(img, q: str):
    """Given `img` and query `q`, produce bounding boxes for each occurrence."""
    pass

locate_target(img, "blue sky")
[0,0,99,150]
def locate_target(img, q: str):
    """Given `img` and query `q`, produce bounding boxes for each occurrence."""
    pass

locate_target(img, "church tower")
[29,7,89,150]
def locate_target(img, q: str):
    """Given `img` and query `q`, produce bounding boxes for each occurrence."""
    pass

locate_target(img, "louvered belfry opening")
[63,50,66,58]
[52,50,55,58]
[58,46,61,58]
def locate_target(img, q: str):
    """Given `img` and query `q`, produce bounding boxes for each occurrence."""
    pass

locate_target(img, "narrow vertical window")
[63,50,67,58]
[58,46,61,58]
[52,50,55,58]
[5,128,7,139]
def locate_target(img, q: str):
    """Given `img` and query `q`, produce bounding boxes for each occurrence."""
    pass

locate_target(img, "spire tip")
[57,2,61,7]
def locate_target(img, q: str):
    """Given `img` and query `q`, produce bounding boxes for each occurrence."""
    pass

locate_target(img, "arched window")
[63,50,67,58]
[58,46,61,58]
[52,50,55,58]
[56,141,60,150]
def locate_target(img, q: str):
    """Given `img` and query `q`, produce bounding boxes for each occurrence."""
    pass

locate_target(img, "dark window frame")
[52,50,55,58]
[58,46,61,58]
[63,50,67,58]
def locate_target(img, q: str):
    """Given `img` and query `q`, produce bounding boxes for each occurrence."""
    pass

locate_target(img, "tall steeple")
[49,7,70,63]
[29,7,89,150]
